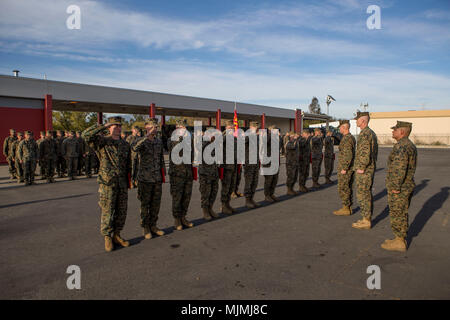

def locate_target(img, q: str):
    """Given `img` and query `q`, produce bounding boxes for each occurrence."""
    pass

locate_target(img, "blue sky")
[0,0,449,118]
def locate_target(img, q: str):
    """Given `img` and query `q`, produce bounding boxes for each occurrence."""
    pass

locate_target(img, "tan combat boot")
[265,195,275,203]
[236,191,244,197]
[271,194,280,202]
[222,202,233,215]
[113,232,130,247]
[333,205,352,216]
[298,185,309,193]
[181,216,194,228]
[143,226,152,240]
[245,198,256,209]
[352,218,371,230]
[287,187,297,196]
[381,237,407,252]
[231,192,238,199]
[251,198,260,208]
[209,206,220,218]
[151,226,165,236]
[227,201,237,213]
[174,218,183,231]
[104,236,114,252]
[202,207,212,220]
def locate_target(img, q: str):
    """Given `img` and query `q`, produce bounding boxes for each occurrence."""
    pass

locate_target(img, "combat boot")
[325,178,333,184]
[245,198,256,209]
[181,216,194,228]
[174,218,183,231]
[231,192,238,199]
[298,185,309,193]
[209,207,220,218]
[271,194,280,202]
[333,205,352,216]
[104,236,114,252]
[312,181,321,188]
[352,218,371,230]
[202,207,212,220]
[381,237,407,252]
[143,226,152,240]
[227,201,236,213]
[113,232,130,247]
[235,191,244,197]
[251,198,260,208]
[265,195,275,203]
[151,226,165,236]
[222,202,232,215]
[287,187,296,195]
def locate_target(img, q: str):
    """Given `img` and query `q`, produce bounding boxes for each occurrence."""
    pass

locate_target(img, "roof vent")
[13,70,20,77]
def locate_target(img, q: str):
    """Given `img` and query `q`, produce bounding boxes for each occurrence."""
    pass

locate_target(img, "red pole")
[261,113,266,129]
[162,114,166,126]
[97,112,103,125]
[44,94,53,131]
[208,117,212,126]
[216,108,221,130]
[150,103,156,118]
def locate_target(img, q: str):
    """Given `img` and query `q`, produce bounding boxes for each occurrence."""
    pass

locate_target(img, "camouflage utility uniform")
[298,136,311,188]
[323,135,335,182]
[285,135,299,191]
[39,134,58,182]
[3,133,17,178]
[18,137,38,185]
[310,136,323,185]
[62,136,80,179]
[337,132,356,207]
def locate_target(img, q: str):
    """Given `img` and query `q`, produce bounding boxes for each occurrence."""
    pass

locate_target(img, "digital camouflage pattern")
[55,134,67,176]
[62,136,80,178]
[298,136,310,187]
[3,134,17,177]
[386,137,417,238]
[37,135,46,177]
[221,130,237,203]
[199,140,219,209]
[285,136,299,190]
[323,136,335,180]
[354,126,378,219]
[134,136,166,227]
[83,124,131,236]
[39,137,57,181]
[310,136,323,183]
[168,134,194,218]
[337,133,356,206]
[12,138,24,182]
[263,131,281,196]
[17,138,38,184]
[126,134,142,183]
[244,133,259,199]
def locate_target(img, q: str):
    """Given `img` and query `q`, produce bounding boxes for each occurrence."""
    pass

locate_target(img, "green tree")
[53,111,97,131]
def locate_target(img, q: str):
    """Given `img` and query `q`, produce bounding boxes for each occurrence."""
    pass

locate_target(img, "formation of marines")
[2,129,100,184]
[3,111,417,253]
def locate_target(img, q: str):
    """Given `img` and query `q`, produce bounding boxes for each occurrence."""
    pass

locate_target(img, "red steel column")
[216,108,221,130]
[161,114,166,126]
[208,117,212,126]
[244,120,249,127]
[44,94,53,131]
[261,113,266,129]
[97,112,103,125]
[150,103,156,118]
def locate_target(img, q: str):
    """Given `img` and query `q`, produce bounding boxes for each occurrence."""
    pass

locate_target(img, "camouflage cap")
[268,125,276,130]
[17,132,24,137]
[175,119,187,127]
[354,111,370,120]
[391,121,412,130]
[249,121,259,128]
[46,130,53,135]
[106,116,123,125]
[145,118,159,127]
[132,125,141,130]
[338,120,350,127]
[24,130,33,135]
[9,128,16,132]
[40,131,45,135]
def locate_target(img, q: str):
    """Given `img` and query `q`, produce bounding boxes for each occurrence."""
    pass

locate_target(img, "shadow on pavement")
[0,193,93,209]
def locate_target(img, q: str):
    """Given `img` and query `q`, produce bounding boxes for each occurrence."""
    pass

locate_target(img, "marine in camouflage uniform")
[352,112,378,230]
[199,128,220,220]
[133,118,166,239]
[2,129,17,179]
[55,130,67,177]
[323,129,335,184]
[62,131,80,180]
[298,129,311,192]
[17,131,39,185]
[126,126,142,188]
[39,130,58,183]
[244,121,260,209]
[221,120,238,214]
[83,138,96,178]
[333,120,356,216]
[37,131,46,179]
[263,125,281,202]
[310,128,323,188]
[168,119,195,230]
[12,133,24,182]
[285,132,299,195]
[82,116,131,252]
[382,121,417,252]
[76,131,85,176]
